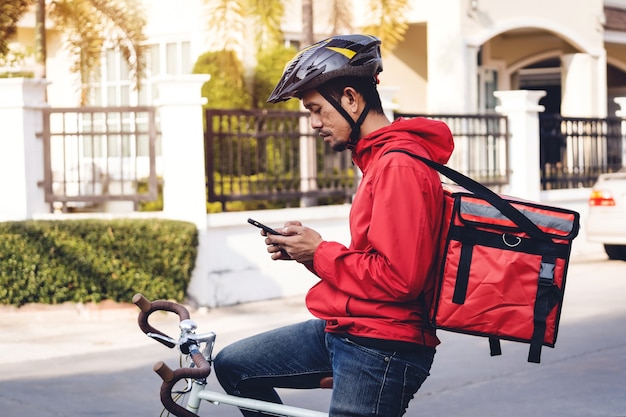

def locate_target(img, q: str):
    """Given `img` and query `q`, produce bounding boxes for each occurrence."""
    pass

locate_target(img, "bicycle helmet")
[268,34,383,147]
[267,34,382,103]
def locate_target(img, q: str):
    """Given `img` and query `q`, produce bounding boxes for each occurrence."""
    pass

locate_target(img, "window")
[142,40,192,105]
[92,40,192,106]
[88,40,192,165]
[476,45,504,112]
[477,67,499,111]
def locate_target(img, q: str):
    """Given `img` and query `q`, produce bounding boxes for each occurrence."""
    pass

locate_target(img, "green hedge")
[0,219,198,306]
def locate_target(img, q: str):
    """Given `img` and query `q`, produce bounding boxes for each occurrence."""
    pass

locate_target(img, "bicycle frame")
[133,293,329,417]
[190,388,327,417]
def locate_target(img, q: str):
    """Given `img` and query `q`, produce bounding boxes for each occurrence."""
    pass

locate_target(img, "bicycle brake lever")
[147,332,177,346]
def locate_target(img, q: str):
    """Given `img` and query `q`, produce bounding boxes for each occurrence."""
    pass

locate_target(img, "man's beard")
[318,128,349,152]
[331,141,348,152]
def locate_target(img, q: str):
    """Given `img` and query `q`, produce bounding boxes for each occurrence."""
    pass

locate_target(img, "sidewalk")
[0,237,608,367]
[0,295,314,366]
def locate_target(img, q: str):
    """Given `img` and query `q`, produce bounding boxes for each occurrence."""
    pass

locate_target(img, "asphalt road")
[0,250,624,417]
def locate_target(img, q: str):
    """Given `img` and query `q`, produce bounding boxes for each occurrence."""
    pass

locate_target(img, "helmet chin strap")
[318,89,370,149]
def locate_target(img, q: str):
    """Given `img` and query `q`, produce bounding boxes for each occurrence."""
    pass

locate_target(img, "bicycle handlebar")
[155,348,212,417]
[132,293,191,348]
[133,293,212,417]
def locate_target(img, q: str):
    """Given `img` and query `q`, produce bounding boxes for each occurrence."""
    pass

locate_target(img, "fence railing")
[205,110,512,210]
[205,109,358,211]
[41,106,160,211]
[395,113,510,187]
[40,107,626,212]
[539,114,624,189]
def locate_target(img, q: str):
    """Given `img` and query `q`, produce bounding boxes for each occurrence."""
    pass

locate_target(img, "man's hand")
[263,221,323,263]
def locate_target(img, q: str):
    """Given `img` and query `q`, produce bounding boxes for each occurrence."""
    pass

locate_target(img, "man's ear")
[342,87,360,115]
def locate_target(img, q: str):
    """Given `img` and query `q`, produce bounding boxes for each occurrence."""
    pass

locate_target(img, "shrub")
[253,44,299,110]
[193,50,251,110]
[0,219,198,306]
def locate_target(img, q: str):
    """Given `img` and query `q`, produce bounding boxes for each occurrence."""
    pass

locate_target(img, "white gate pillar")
[0,78,49,221]
[494,90,545,202]
[561,53,607,118]
[154,75,211,229]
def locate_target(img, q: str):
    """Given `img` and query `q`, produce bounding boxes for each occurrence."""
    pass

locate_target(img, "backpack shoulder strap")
[384,149,551,242]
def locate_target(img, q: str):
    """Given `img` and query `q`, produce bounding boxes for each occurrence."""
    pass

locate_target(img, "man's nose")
[309,115,322,129]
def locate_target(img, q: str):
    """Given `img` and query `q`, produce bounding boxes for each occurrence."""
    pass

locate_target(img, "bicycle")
[133,293,329,417]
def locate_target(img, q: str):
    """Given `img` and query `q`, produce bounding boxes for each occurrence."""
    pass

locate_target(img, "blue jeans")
[213,319,435,417]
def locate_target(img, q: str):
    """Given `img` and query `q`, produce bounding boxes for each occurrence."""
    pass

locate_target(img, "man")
[214,34,454,417]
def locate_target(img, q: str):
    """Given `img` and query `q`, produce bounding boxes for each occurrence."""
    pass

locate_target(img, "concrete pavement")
[0,236,625,417]
[0,293,315,368]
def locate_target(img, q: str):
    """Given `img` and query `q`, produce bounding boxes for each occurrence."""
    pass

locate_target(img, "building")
[4,0,626,118]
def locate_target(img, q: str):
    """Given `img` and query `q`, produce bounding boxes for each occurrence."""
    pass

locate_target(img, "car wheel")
[604,244,626,261]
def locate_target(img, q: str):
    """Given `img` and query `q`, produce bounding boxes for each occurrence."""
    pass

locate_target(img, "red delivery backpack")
[388,150,580,363]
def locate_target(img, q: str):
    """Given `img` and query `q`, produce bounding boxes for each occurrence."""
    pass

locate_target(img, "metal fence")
[205,109,357,211]
[40,107,626,212]
[539,114,624,189]
[395,113,510,187]
[41,106,160,211]
[204,109,511,210]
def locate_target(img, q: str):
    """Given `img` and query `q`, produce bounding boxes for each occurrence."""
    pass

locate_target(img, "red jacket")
[306,117,454,347]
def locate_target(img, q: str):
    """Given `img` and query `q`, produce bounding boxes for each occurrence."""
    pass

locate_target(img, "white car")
[586,168,626,260]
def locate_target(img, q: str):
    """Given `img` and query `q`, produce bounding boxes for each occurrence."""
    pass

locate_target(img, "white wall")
[188,205,352,307]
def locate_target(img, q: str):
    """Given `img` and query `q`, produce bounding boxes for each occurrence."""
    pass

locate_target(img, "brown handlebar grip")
[136,293,205,417]
[132,293,151,312]
[189,351,210,373]
[154,353,211,417]
[154,361,175,383]
[133,293,192,349]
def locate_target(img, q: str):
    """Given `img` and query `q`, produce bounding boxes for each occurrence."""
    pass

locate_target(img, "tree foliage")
[246,0,285,49]
[5,0,409,106]
[200,0,410,109]
[253,44,299,110]
[193,49,251,109]
[328,0,353,35]
[48,0,147,104]
[0,0,34,57]
[2,0,147,105]
[204,0,285,52]
[361,0,410,54]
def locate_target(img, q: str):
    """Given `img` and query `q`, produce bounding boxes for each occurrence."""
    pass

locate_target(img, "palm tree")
[0,0,33,57]
[289,0,412,54]
[1,0,147,105]
[325,0,410,54]
[203,0,408,61]
[328,0,353,36]
[302,0,313,45]
[48,0,147,104]
[361,0,410,54]
[201,0,286,108]
[204,0,285,53]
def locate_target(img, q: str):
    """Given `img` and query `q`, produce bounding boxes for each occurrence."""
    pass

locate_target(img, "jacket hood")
[352,117,454,170]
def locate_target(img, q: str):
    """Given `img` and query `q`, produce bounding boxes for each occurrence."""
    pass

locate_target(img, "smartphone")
[247,218,281,235]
